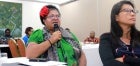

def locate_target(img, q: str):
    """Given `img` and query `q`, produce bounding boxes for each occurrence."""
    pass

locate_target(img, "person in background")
[1,28,13,58]
[22,27,33,46]
[99,1,140,66]
[65,28,70,33]
[0,28,12,44]
[84,31,99,44]
[3,28,13,44]
[4,28,13,39]
[26,5,86,66]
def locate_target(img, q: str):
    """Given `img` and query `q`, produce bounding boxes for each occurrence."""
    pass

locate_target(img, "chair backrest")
[16,38,26,57]
[8,38,20,57]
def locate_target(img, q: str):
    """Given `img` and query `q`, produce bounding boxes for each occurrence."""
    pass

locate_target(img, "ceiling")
[21,0,77,5]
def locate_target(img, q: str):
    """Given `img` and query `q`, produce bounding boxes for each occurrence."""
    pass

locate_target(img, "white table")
[0,44,9,48]
[82,44,103,66]
[0,57,67,66]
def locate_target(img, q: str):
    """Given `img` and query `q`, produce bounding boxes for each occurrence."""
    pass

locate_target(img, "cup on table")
[0,53,8,59]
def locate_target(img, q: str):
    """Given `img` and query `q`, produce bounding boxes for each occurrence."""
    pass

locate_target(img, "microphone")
[54,23,60,31]
[53,23,61,48]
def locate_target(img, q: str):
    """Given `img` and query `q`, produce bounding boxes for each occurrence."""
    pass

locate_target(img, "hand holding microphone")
[49,23,62,44]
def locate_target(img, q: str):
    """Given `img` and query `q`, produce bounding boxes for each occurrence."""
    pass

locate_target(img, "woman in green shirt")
[26,5,86,66]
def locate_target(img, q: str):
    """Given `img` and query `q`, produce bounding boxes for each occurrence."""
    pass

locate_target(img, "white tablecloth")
[82,44,103,66]
[0,57,66,66]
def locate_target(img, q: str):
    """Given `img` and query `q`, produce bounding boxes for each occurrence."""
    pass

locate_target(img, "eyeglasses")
[120,9,139,14]
[47,15,61,19]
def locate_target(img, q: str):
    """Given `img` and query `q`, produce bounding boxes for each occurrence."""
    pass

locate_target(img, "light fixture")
[21,0,77,5]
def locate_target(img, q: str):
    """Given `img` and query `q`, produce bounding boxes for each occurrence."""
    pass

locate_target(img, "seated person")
[99,1,140,66]
[4,28,13,38]
[22,27,33,46]
[0,28,13,44]
[84,31,99,44]
[26,5,86,66]
[1,28,13,58]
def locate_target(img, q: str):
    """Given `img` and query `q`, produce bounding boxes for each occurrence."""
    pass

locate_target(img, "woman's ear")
[43,19,46,23]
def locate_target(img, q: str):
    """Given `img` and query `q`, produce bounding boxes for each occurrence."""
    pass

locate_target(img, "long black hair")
[110,1,140,49]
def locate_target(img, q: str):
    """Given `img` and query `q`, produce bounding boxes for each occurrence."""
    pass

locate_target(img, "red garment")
[84,37,99,44]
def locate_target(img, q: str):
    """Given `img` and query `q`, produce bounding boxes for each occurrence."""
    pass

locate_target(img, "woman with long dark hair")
[99,1,140,66]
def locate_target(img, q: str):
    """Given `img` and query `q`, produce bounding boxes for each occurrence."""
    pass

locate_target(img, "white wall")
[60,0,98,41]
[0,0,59,37]
[60,0,140,41]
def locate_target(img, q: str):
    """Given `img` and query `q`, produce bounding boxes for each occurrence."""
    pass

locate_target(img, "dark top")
[99,33,140,66]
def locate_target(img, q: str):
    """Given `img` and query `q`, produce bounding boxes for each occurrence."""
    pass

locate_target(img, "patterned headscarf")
[42,27,82,66]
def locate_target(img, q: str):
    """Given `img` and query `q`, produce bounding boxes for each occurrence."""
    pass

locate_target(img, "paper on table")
[3,57,67,66]
[5,57,28,63]
[27,61,67,66]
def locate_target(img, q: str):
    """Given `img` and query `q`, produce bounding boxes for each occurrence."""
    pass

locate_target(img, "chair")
[16,38,26,57]
[8,38,20,57]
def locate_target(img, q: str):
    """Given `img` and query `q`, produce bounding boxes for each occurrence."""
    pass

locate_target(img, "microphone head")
[54,23,59,31]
